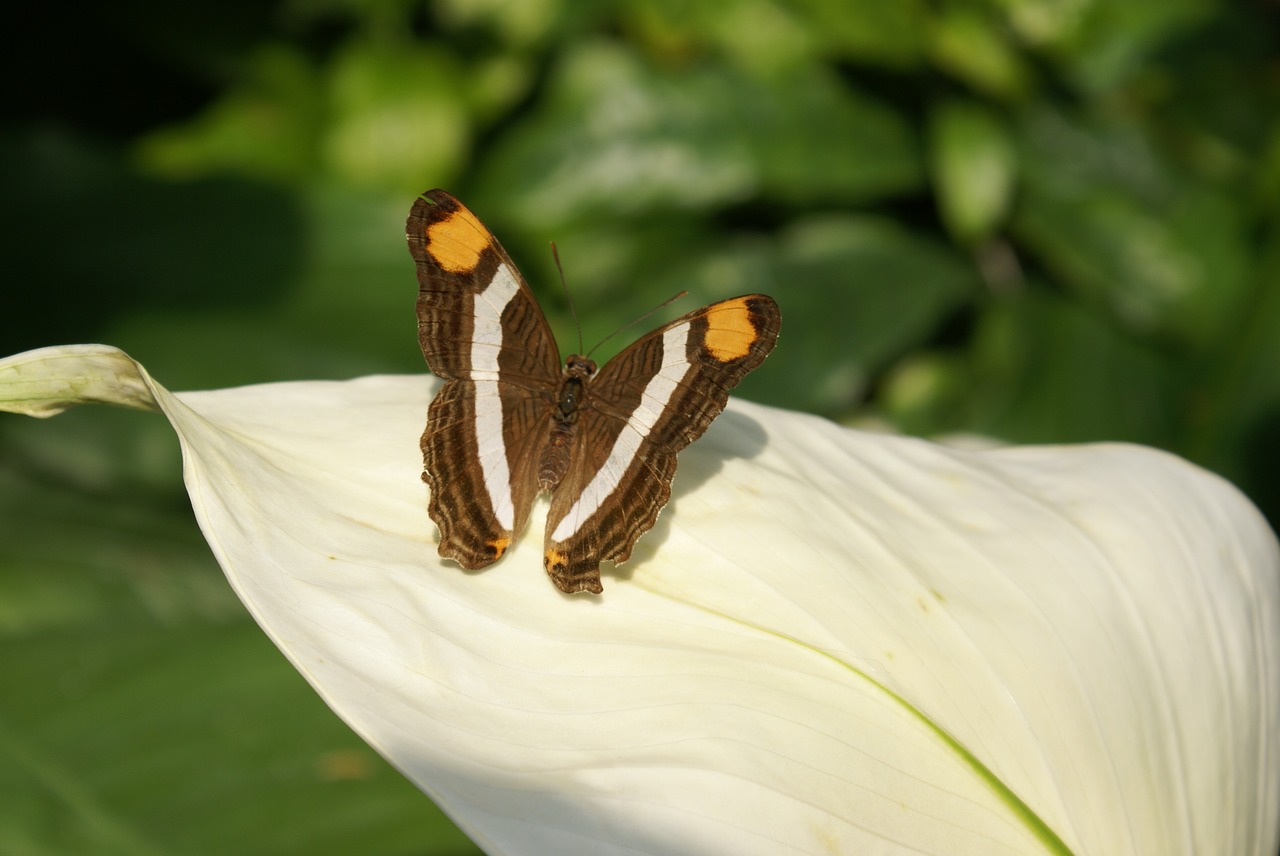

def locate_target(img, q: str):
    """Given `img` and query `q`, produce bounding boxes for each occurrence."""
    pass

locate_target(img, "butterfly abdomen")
[539,423,572,492]
[538,356,598,492]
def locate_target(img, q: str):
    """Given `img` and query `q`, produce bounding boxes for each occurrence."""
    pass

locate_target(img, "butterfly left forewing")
[543,294,781,593]
[409,190,561,570]
[409,190,561,385]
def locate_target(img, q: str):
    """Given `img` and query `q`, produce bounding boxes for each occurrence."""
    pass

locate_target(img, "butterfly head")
[563,354,597,379]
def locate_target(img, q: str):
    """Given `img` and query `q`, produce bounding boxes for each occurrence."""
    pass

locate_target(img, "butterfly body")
[408,190,780,594]
[538,355,594,491]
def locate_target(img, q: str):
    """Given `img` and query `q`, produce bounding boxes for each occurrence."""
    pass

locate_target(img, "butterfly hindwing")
[409,190,560,569]
[543,295,781,593]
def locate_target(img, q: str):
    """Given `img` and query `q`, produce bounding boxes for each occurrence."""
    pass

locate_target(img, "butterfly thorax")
[538,354,597,492]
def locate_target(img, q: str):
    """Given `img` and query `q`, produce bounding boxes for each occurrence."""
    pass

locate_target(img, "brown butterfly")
[407,190,780,593]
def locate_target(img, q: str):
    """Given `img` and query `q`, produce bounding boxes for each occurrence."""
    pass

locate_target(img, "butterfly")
[407,190,780,593]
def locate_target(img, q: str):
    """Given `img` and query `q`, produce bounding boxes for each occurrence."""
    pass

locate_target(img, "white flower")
[3,343,1278,855]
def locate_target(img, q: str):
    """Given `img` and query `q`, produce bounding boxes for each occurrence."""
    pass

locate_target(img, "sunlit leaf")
[929,6,1033,99]
[474,42,921,224]
[929,101,1017,244]
[323,44,471,194]
[135,46,325,184]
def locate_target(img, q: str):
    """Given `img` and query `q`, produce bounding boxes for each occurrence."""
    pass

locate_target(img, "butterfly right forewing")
[542,295,781,593]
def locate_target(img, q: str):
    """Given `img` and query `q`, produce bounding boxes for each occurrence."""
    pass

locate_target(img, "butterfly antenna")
[550,242,585,356]
[586,290,689,359]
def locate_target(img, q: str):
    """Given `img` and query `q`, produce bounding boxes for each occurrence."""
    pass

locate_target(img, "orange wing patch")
[703,296,762,362]
[425,205,491,274]
[487,537,511,560]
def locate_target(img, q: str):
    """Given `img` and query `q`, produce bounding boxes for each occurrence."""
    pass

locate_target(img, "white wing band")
[472,264,520,530]
[550,322,692,543]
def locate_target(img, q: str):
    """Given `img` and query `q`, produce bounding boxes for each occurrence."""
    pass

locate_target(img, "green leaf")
[1064,0,1217,93]
[968,290,1180,446]
[624,216,979,414]
[624,0,814,72]
[1195,215,1280,525]
[748,66,924,205]
[879,350,973,436]
[625,0,926,70]
[988,0,1214,92]
[1014,106,1253,349]
[323,43,471,194]
[137,42,473,196]
[928,5,1034,100]
[789,0,928,67]
[0,132,303,363]
[475,42,922,223]
[436,0,564,47]
[135,47,325,184]
[0,619,476,855]
[929,101,1017,244]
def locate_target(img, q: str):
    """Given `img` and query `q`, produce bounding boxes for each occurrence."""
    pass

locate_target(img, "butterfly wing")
[408,189,561,569]
[543,295,781,593]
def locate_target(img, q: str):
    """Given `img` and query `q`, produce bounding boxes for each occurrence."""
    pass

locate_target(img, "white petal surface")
[2,344,1277,855]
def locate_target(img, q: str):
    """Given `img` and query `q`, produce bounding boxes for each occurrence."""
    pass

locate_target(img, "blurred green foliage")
[1,0,1277,852]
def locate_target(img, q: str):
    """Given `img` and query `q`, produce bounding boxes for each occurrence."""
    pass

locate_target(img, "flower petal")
[0,344,162,416]
[3,344,1277,855]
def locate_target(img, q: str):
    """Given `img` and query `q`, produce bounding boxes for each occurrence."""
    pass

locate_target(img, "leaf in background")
[928,4,1033,100]
[0,131,303,361]
[625,0,924,71]
[985,0,1091,50]
[1059,0,1218,93]
[1198,216,1280,531]
[323,43,472,195]
[988,0,1213,93]
[879,350,973,437]
[625,0,814,72]
[788,0,927,68]
[99,186,425,393]
[436,0,564,48]
[137,41,474,196]
[0,411,221,636]
[929,100,1017,244]
[966,289,1181,446]
[4,344,1275,854]
[1014,106,1252,349]
[747,64,924,205]
[135,46,325,185]
[0,613,476,856]
[654,215,979,413]
[474,41,922,225]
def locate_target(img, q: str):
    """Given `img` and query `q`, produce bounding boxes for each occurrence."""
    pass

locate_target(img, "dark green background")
[2,1,1277,853]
